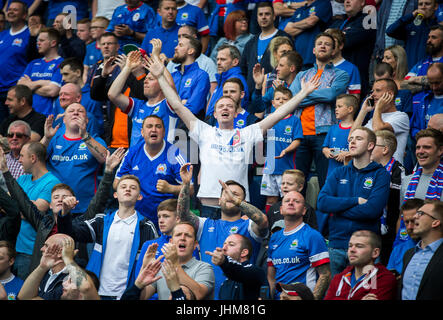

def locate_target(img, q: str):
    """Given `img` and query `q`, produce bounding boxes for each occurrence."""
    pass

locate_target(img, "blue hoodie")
[317,160,390,249]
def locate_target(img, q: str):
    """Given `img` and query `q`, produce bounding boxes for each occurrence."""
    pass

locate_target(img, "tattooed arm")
[313,263,331,300]
[76,117,107,164]
[177,164,200,230]
[62,238,100,300]
[219,180,269,238]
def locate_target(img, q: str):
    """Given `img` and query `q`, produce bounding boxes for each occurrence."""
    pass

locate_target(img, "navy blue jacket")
[317,160,390,249]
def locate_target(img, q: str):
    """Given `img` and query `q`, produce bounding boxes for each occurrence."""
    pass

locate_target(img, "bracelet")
[82,133,92,142]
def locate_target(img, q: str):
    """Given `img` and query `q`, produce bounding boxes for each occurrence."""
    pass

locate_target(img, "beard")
[220,201,241,217]
[172,53,186,64]
[426,42,443,56]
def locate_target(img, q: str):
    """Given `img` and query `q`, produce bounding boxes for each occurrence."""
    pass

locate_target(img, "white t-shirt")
[190,120,263,201]
[98,211,137,299]
[96,0,125,20]
[365,111,410,164]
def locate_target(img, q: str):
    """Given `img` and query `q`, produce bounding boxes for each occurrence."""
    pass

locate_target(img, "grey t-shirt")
[400,173,443,204]
[152,257,215,300]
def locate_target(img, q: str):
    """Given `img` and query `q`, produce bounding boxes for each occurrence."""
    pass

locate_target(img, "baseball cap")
[276,282,315,300]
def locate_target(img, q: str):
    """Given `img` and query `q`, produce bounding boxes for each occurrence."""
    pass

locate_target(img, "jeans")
[12,252,32,280]
[295,134,329,193]
[328,247,349,277]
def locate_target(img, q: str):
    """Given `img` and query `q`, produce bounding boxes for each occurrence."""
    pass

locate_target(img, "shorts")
[260,174,283,197]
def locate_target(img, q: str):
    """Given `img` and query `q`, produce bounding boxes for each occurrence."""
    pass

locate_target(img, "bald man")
[267,191,331,300]
[18,233,73,300]
[428,113,443,132]
[44,103,107,214]
[52,83,101,137]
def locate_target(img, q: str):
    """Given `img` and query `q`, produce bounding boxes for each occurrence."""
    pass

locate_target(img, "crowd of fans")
[0,0,443,302]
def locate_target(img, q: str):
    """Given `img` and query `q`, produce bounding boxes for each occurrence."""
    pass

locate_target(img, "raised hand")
[135,255,163,289]
[204,247,225,266]
[150,38,163,59]
[61,237,78,265]
[179,163,193,185]
[102,56,117,77]
[44,114,60,141]
[219,180,242,206]
[161,243,178,267]
[40,243,63,270]
[252,63,265,89]
[161,258,180,292]
[61,196,79,216]
[375,92,393,112]
[114,53,128,70]
[143,54,165,78]
[105,147,126,173]
[141,243,160,268]
[125,50,142,71]
[0,147,8,172]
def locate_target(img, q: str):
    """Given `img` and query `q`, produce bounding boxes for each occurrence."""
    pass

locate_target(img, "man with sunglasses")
[400,200,443,300]
[2,120,30,180]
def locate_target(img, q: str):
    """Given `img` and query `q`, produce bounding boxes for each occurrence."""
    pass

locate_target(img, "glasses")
[7,132,29,139]
[416,210,439,220]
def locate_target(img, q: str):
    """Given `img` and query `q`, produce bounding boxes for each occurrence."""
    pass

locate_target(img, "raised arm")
[258,76,320,135]
[76,117,107,164]
[144,44,197,132]
[371,92,395,132]
[177,164,200,230]
[219,180,268,238]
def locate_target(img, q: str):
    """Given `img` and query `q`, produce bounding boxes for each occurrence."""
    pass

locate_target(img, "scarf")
[404,159,443,201]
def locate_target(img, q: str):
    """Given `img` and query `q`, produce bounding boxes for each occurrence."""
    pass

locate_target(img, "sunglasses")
[7,132,29,139]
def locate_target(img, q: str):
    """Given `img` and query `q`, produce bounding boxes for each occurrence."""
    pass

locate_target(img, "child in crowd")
[322,94,357,176]
[260,86,303,213]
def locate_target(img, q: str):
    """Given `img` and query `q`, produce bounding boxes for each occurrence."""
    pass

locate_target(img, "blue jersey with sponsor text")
[115,140,186,226]
[263,114,303,175]
[47,132,107,213]
[22,56,63,116]
[267,223,329,291]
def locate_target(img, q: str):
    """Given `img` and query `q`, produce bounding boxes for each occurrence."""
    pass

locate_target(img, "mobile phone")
[259,286,270,300]
[367,97,374,107]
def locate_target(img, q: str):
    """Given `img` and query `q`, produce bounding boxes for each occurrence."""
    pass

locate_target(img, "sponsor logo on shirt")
[56,145,62,149]
[133,12,140,22]
[284,125,292,135]
[290,239,298,250]
[208,227,215,232]
[155,163,167,174]
[12,38,23,47]
[271,257,301,265]
[340,179,348,184]
[363,177,373,189]
[229,226,239,234]
[272,244,278,250]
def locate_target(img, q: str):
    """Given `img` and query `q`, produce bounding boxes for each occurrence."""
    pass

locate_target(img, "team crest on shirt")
[284,125,292,135]
[290,239,298,250]
[48,63,56,70]
[78,142,87,150]
[156,163,167,174]
[184,78,192,87]
[153,106,160,114]
[7,293,16,300]
[133,13,140,21]
[395,97,401,105]
[399,228,409,240]
[181,13,189,20]
[236,119,245,127]
[309,7,316,15]
[363,177,373,189]
[229,226,239,234]
[12,38,23,47]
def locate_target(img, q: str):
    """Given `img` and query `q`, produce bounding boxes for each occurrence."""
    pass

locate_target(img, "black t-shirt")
[0,109,46,138]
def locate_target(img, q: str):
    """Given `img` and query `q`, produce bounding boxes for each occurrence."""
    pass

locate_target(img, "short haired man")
[401,128,443,201]
[317,127,391,276]
[178,164,269,299]
[206,233,266,300]
[0,1,30,122]
[76,18,92,45]
[352,78,410,164]
[140,222,215,300]
[3,120,31,179]
[241,2,291,94]
[387,0,439,69]
[371,130,406,264]
[411,62,443,137]
[387,198,424,275]
[43,103,108,214]
[400,200,443,300]
[18,27,63,116]
[324,230,397,300]
[206,44,249,117]
[428,113,443,132]
[267,191,331,300]
[57,174,159,300]
[106,0,156,46]
[114,115,190,229]
[146,48,319,213]
[141,0,180,59]
[290,33,349,192]
[0,85,45,141]
[83,16,110,82]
